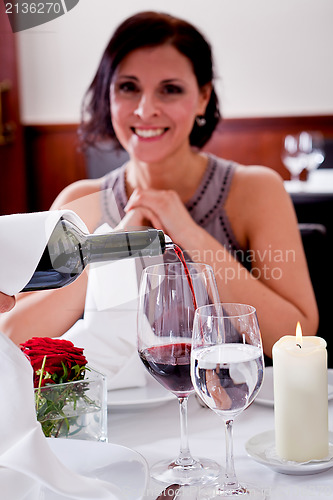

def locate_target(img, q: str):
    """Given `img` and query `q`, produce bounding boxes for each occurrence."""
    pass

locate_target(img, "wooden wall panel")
[24,115,333,211]
[25,124,86,211]
[0,1,27,215]
[203,115,333,179]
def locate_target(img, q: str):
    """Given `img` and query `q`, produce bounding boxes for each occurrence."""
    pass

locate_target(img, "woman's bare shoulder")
[51,179,102,207]
[234,164,283,185]
[51,178,104,232]
[226,164,293,243]
[232,164,288,206]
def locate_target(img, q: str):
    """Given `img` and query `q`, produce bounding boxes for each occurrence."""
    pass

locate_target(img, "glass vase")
[34,368,107,442]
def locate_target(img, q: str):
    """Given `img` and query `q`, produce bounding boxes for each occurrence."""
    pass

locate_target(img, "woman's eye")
[161,84,184,95]
[117,81,139,93]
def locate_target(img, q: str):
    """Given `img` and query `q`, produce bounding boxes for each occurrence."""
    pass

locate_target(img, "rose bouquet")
[20,337,107,441]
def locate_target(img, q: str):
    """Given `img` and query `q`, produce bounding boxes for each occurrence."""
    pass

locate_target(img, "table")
[284,170,333,239]
[107,393,333,499]
[284,169,333,197]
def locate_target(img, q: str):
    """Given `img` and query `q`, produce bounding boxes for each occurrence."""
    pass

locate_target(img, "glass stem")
[291,173,300,182]
[176,396,195,466]
[223,419,241,491]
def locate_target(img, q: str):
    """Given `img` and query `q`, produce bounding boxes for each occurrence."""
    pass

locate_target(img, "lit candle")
[272,323,329,462]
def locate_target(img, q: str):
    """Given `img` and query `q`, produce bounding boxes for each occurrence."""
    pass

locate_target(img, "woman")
[0,293,15,313]
[1,11,318,358]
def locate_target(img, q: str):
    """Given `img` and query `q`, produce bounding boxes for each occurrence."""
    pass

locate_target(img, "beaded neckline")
[101,154,244,257]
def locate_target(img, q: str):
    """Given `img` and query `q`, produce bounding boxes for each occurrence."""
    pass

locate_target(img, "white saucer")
[107,375,175,411]
[44,439,148,499]
[255,367,333,407]
[245,430,333,475]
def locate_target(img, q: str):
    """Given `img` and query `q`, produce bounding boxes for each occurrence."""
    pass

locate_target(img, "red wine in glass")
[139,342,193,397]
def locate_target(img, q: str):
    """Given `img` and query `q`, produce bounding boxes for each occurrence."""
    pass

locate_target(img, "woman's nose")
[134,93,160,119]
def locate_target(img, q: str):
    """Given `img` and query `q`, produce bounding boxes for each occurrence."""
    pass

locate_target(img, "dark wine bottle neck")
[82,228,166,264]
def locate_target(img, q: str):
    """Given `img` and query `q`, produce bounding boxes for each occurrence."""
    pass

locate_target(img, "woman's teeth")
[134,128,165,138]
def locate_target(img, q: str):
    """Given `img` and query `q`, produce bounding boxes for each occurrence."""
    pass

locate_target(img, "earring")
[195,115,206,127]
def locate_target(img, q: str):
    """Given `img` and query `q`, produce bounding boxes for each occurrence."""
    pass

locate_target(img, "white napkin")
[61,222,166,391]
[0,210,88,296]
[1,468,41,500]
[0,332,123,500]
[62,255,148,391]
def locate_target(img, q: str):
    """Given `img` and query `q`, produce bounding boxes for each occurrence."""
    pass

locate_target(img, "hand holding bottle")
[23,215,167,292]
[0,210,167,295]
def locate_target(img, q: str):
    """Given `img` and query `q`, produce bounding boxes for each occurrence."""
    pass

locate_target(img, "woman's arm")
[125,167,318,357]
[0,179,102,345]
[0,293,16,313]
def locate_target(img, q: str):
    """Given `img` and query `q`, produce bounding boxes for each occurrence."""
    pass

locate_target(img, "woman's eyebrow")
[115,75,139,81]
[161,78,184,83]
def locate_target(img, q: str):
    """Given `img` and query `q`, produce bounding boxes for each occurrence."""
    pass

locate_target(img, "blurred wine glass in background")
[302,131,325,178]
[282,131,325,183]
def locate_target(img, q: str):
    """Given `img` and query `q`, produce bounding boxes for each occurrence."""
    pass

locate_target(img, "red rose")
[20,337,88,388]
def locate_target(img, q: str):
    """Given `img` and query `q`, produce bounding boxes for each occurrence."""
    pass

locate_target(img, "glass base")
[150,456,221,486]
[197,482,266,499]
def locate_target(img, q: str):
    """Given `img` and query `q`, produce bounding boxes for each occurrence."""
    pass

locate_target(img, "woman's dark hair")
[79,11,221,150]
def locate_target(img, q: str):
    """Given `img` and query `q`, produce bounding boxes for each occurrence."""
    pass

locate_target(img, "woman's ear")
[198,83,212,115]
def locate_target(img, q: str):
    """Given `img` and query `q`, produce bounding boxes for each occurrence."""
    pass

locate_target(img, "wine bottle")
[22,217,167,292]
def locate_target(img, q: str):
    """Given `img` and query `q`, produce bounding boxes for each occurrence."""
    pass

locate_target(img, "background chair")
[299,223,331,366]
[320,138,333,169]
[85,143,129,179]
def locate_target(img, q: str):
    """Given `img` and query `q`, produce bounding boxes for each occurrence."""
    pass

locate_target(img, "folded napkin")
[0,210,88,296]
[62,227,148,390]
[0,332,124,500]
[1,468,41,500]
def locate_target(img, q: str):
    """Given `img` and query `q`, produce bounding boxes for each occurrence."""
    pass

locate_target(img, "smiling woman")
[0,11,318,371]
[109,44,211,166]
[80,11,219,151]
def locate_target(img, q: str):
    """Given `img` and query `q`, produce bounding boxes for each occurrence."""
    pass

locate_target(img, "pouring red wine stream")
[138,242,202,398]
[165,242,198,311]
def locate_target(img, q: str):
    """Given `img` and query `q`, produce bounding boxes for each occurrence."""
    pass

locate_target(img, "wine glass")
[282,133,308,182]
[301,131,325,178]
[191,303,265,499]
[282,131,325,183]
[137,262,221,485]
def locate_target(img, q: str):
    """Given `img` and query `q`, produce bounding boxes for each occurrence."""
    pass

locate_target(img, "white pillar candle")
[272,328,328,462]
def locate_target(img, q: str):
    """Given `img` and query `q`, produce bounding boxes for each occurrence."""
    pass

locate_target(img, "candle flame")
[296,322,303,345]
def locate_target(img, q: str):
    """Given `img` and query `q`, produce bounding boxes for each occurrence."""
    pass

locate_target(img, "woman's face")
[110,44,210,163]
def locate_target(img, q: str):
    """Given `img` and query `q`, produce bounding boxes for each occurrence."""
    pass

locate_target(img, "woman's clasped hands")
[124,187,196,243]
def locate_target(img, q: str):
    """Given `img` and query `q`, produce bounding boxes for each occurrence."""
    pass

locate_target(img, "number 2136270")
[5,2,62,14]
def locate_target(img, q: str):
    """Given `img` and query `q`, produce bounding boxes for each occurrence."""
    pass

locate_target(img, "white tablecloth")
[284,169,333,194]
[107,394,333,499]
